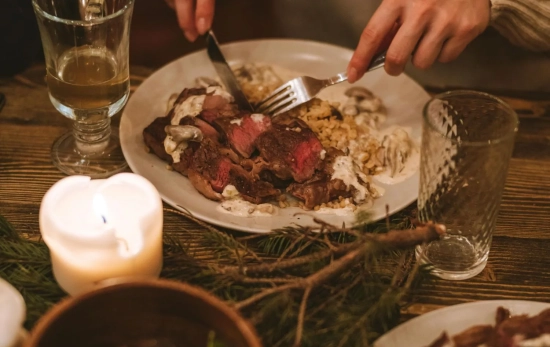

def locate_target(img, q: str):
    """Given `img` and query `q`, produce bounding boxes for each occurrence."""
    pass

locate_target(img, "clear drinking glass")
[415,90,518,280]
[32,0,134,178]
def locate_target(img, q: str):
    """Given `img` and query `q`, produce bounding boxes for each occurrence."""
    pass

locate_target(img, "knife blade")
[205,30,254,112]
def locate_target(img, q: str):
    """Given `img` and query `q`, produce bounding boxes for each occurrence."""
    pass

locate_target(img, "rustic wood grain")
[2,65,550,327]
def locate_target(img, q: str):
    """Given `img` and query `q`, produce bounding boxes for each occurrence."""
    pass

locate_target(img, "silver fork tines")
[256,51,386,116]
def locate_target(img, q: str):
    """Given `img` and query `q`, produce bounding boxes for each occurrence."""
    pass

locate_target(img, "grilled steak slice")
[230,165,280,204]
[259,170,293,189]
[213,113,272,158]
[255,119,323,183]
[144,88,212,163]
[188,169,223,201]
[171,143,199,176]
[200,94,239,123]
[143,116,172,162]
[287,174,352,209]
[189,138,232,195]
[287,147,367,208]
[187,138,279,203]
[169,87,207,120]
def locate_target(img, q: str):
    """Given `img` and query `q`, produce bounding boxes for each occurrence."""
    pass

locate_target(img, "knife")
[205,30,254,112]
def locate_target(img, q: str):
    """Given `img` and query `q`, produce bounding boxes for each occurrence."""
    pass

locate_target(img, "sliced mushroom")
[165,125,203,143]
[342,104,359,117]
[357,97,382,112]
[375,146,386,166]
[370,111,387,126]
[166,93,178,115]
[195,76,221,88]
[344,86,374,100]
[382,128,414,177]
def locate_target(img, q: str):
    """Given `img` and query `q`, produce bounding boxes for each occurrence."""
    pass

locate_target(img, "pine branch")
[234,223,444,308]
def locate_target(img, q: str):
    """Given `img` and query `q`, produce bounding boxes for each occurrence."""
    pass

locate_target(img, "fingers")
[347,2,400,83]
[195,0,215,35]
[385,20,425,75]
[438,23,481,63]
[411,21,451,70]
[175,0,198,41]
[350,0,490,80]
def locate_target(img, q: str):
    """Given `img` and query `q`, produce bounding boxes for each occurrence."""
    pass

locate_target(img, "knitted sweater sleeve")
[490,0,550,51]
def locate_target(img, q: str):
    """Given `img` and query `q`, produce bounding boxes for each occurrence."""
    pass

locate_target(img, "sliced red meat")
[211,158,232,192]
[171,143,198,176]
[144,88,211,163]
[189,138,232,194]
[255,120,323,183]
[187,169,222,201]
[214,113,272,158]
[229,165,280,204]
[200,94,239,123]
[287,174,352,209]
[203,94,227,110]
[194,118,219,140]
[143,116,172,162]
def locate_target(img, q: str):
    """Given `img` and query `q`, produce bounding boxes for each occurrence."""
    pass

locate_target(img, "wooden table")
[2,64,550,325]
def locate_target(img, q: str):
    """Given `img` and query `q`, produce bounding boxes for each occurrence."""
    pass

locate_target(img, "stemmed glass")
[32,0,134,178]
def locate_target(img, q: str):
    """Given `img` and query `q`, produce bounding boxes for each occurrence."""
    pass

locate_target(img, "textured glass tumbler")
[415,91,518,280]
[33,0,134,178]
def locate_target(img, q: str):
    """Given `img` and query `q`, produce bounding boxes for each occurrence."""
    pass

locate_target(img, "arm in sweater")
[491,0,550,51]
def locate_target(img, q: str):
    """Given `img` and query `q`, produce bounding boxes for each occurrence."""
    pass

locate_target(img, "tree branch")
[294,286,312,347]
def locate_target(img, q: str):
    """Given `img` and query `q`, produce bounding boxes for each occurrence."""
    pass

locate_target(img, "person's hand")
[347,0,491,82]
[167,0,216,42]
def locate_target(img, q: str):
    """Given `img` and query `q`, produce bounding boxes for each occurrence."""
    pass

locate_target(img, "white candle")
[39,173,163,296]
[0,277,27,347]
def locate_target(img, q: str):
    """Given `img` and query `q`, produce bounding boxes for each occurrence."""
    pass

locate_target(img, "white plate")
[374,300,550,347]
[120,39,430,233]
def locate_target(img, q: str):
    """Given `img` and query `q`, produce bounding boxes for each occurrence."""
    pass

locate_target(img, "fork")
[255,51,386,116]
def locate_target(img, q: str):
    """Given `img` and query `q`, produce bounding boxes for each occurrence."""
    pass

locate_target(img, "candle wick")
[101,215,107,224]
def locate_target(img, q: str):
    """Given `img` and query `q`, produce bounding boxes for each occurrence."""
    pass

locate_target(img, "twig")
[234,282,300,310]
[237,233,270,242]
[235,244,376,309]
[287,233,323,258]
[390,251,414,288]
[294,286,311,347]
[360,327,370,347]
[277,234,306,262]
[322,233,339,251]
[219,242,359,275]
[311,217,361,238]
[235,247,244,274]
[237,277,295,285]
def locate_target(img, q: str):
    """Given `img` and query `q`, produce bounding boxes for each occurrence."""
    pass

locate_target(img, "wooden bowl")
[25,279,262,347]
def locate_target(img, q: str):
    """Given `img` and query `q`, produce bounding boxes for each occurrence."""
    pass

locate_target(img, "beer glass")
[33,0,134,178]
[416,90,518,280]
